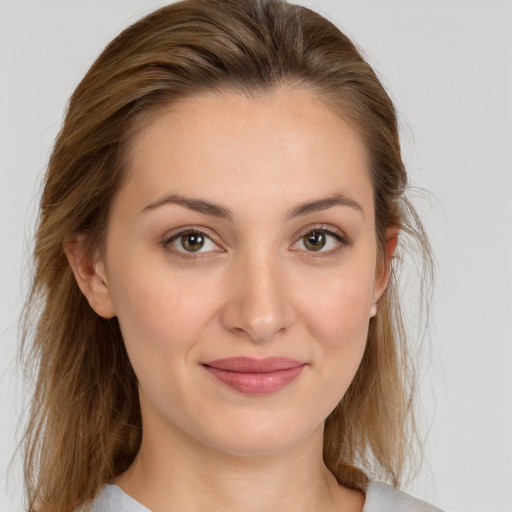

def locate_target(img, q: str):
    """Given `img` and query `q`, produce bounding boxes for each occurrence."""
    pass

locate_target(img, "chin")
[195,414,320,458]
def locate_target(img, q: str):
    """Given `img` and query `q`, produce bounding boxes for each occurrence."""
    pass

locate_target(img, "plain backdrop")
[0,1,510,511]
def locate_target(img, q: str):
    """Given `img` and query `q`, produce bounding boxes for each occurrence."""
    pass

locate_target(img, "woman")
[21,0,440,511]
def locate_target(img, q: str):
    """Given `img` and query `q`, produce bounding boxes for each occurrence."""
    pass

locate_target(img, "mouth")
[201,357,306,395]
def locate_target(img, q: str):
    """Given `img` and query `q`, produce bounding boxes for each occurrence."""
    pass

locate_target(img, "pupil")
[305,231,325,251]
[182,233,204,252]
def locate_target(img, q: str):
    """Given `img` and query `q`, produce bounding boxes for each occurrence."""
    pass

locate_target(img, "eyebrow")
[141,193,234,219]
[288,194,363,218]
[141,192,363,220]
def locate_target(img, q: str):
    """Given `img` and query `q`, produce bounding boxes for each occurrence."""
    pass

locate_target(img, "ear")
[370,227,399,317]
[63,233,116,319]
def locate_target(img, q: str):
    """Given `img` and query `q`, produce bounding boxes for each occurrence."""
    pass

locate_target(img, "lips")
[202,357,306,395]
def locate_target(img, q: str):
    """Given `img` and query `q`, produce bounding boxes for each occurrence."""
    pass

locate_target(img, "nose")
[219,247,295,343]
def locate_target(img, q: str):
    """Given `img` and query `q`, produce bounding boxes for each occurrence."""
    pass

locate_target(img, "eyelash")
[160,225,350,260]
[161,229,222,260]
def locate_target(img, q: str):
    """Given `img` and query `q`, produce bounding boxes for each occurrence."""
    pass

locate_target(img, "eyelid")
[161,224,350,259]
[294,224,348,242]
[290,224,350,256]
[161,227,223,259]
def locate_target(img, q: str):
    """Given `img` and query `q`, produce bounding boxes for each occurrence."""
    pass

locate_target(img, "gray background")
[1,1,511,511]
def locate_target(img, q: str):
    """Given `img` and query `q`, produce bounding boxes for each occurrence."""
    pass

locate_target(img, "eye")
[292,227,349,255]
[162,229,220,258]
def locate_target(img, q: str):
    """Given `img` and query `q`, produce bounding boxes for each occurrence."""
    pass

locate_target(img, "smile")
[202,357,306,395]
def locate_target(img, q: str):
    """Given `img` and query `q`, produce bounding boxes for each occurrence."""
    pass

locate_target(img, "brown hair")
[21,0,433,510]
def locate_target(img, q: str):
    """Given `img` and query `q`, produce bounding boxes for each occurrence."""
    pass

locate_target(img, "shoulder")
[363,482,444,512]
[77,484,151,512]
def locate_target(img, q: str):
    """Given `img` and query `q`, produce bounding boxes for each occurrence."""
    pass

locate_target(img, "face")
[91,89,389,456]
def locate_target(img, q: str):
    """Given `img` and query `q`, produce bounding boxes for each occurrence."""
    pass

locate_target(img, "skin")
[66,88,395,512]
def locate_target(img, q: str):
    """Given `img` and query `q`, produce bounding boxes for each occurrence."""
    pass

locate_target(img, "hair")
[20,0,433,510]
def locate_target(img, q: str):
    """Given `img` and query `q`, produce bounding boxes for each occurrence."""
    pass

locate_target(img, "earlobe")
[63,234,116,319]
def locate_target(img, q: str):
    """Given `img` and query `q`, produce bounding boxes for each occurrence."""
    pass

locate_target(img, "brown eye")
[293,227,348,255]
[163,229,219,256]
[180,232,205,252]
[303,230,327,251]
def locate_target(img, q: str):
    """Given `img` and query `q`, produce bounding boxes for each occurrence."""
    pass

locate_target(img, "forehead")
[120,88,374,220]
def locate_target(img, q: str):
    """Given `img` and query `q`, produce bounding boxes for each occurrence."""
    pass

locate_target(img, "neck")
[113,419,363,512]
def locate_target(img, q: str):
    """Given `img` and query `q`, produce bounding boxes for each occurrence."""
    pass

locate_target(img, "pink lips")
[202,357,306,395]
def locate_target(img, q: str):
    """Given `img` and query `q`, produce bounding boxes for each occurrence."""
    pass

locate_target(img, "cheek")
[301,269,374,345]
[107,259,220,379]
[297,265,374,395]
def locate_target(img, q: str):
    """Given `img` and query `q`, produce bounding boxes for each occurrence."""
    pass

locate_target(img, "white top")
[85,482,444,511]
